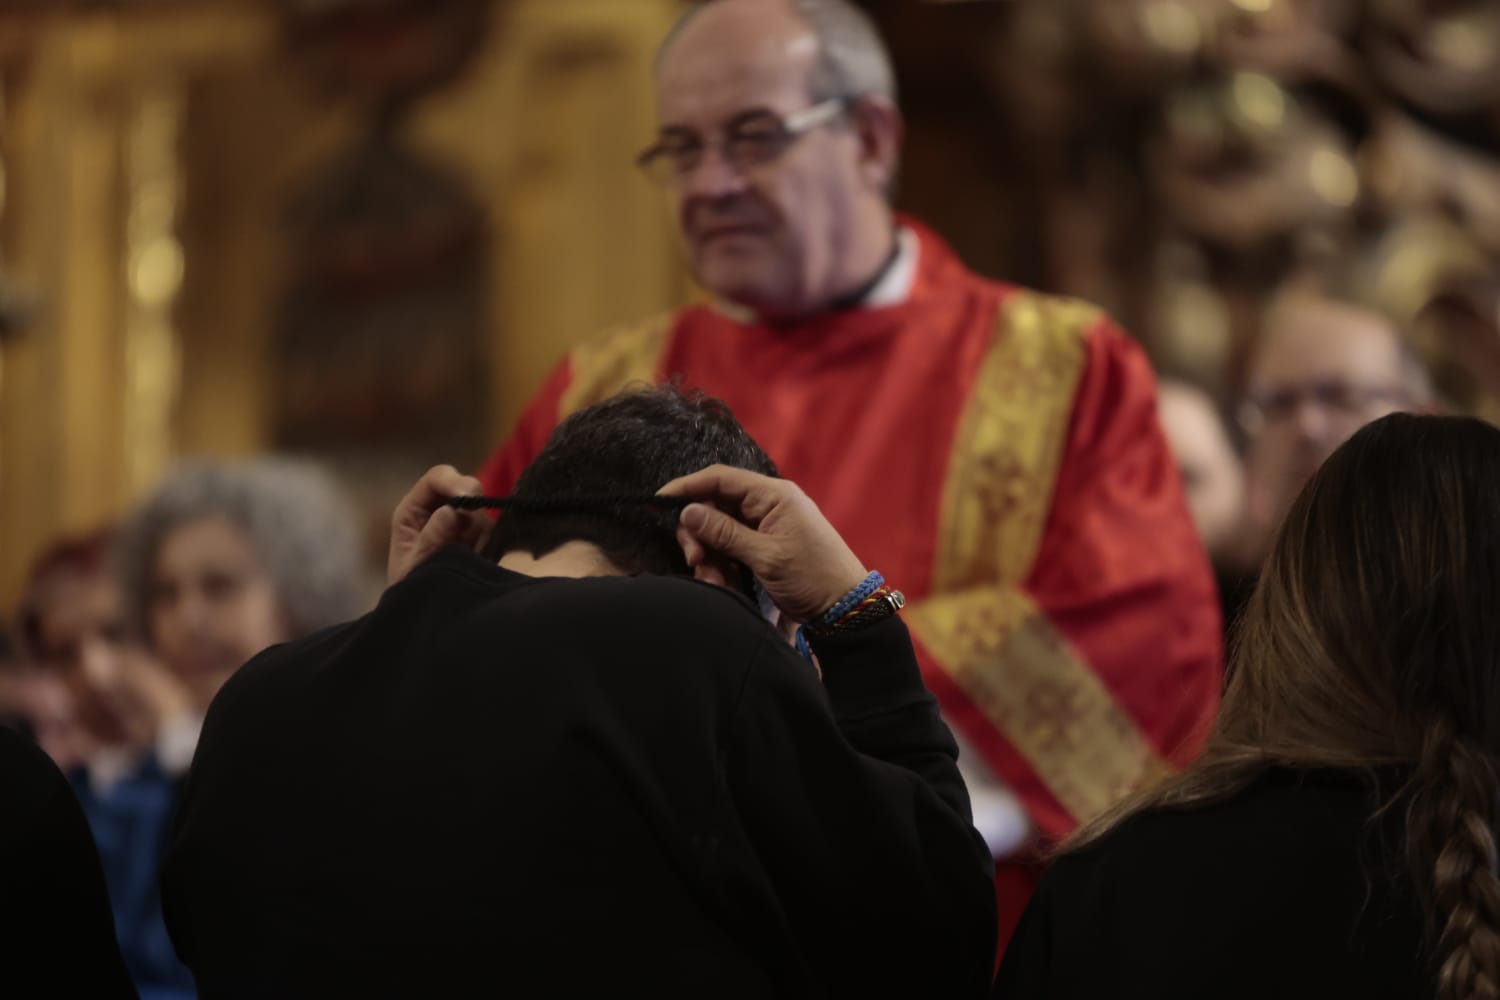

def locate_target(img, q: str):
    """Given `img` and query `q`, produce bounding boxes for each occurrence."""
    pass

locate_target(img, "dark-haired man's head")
[491,387,776,579]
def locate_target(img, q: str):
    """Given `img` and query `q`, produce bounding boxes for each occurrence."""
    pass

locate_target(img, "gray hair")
[658,0,899,106]
[117,457,368,647]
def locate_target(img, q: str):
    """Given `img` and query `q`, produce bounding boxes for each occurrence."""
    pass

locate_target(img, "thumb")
[681,503,763,565]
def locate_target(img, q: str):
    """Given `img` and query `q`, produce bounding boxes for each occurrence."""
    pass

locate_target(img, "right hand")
[657,465,869,623]
[387,465,489,585]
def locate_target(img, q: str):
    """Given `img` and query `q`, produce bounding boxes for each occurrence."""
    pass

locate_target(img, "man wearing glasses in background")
[478,0,1223,954]
[1241,287,1435,564]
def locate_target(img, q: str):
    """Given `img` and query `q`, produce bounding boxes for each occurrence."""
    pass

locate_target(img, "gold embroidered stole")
[905,291,1168,824]
[558,313,676,419]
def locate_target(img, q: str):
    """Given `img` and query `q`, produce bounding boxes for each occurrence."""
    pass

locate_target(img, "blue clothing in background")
[73,754,196,1000]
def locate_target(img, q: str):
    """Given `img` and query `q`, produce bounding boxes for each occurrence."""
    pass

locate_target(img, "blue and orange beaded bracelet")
[794,571,907,660]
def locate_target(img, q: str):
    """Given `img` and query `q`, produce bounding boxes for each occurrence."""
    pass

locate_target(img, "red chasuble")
[480,220,1224,950]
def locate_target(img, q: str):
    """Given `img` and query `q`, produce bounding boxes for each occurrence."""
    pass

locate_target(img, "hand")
[388,465,488,585]
[658,465,868,623]
[117,651,195,739]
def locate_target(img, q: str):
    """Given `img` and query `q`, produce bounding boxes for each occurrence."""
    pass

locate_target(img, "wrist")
[805,571,906,636]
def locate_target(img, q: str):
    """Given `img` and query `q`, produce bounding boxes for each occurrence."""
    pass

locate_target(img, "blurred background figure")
[15,530,195,999]
[17,532,190,770]
[1240,286,1434,560]
[0,627,36,738]
[117,458,371,722]
[1157,378,1246,564]
[0,723,138,999]
[1156,378,1255,629]
[7,461,367,1000]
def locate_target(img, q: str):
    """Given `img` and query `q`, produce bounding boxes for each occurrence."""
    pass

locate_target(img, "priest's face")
[652,0,895,321]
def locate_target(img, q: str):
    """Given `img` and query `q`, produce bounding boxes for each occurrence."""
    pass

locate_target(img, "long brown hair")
[1071,413,1500,1000]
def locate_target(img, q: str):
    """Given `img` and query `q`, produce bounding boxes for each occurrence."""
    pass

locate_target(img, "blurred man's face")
[1244,298,1418,535]
[1158,381,1245,563]
[652,0,890,321]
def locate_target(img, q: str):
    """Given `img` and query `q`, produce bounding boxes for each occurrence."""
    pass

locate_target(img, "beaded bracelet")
[804,571,907,637]
[819,571,885,625]
[789,572,902,661]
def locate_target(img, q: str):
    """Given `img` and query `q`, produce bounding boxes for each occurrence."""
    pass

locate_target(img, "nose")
[1289,395,1333,444]
[681,143,749,201]
[164,587,212,643]
[79,637,121,691]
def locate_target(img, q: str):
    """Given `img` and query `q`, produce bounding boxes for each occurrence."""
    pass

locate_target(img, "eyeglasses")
[635,98,848,186]
[1237,378,1412,436]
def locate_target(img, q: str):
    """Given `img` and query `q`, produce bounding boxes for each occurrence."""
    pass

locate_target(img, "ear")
[849,97,903,195]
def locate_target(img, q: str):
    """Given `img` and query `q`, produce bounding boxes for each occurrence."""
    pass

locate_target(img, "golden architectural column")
[415,0,690,440]
[0,8,270,608]
[0,0,687,608]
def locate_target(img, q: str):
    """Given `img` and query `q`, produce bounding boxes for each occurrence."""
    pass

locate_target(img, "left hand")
[388,465,488,584]
[657,465,868,623]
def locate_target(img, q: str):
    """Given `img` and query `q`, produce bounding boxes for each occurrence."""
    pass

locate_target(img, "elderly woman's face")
[148,513,289,710]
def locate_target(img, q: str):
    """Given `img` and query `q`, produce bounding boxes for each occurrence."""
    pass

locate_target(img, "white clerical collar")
[714,225,920,324]
[862,226,919,308]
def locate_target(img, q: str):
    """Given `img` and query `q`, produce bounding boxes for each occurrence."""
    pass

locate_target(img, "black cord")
[446,495,692,515]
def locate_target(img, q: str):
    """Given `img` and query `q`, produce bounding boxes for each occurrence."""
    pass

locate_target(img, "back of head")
[1240,413,1500,1000]
[491,386,776,577]
[1089,413,1500,999]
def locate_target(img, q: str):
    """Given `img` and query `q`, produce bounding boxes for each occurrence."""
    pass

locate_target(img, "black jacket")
[163,545,996,998]
[0,724,137,999]
[994,767,1428,998]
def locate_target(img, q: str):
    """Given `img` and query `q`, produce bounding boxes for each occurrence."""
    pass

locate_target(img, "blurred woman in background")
[16,458,367,1000]
[118,458,369,720]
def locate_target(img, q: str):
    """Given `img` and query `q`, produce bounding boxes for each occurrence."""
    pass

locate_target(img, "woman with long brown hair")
[994,412,1500,999]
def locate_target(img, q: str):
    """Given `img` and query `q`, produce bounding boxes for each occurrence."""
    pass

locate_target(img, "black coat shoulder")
[0,726,138,999]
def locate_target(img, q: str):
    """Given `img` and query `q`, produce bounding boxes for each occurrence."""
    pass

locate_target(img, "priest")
[479,0,1223,948]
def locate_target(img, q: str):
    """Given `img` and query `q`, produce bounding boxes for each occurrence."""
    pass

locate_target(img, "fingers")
[658,465,782,525]
[658,464,750,500]
[675,523,706,568]
[389,465,485,584]
[414,506,487,559]
[679,502,766,568]
[393,465,483,532]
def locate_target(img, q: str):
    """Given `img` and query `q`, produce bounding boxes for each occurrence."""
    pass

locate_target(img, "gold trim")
[929,292,1095,592]
[909,589,1170,823]
[909,290,1165,823]
[558,311,675,419]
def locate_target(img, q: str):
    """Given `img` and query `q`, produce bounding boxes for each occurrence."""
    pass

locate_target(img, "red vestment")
[479,220,1224,951]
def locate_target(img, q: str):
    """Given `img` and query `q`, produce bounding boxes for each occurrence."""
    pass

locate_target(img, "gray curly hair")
[117,457,368,646]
